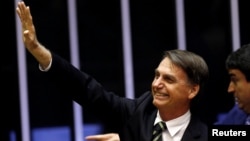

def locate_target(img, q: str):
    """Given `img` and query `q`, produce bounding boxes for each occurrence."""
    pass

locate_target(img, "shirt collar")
[155,110,191,136]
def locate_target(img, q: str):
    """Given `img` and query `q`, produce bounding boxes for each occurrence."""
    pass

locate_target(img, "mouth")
[154,93,169,98]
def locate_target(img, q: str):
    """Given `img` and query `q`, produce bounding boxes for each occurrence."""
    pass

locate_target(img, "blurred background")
[2,0,250,141]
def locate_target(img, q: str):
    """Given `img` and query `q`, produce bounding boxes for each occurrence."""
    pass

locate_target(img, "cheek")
[237,83,250,98]
[151,80,155,86]
[169,86,190,99]
[243,84,250,99]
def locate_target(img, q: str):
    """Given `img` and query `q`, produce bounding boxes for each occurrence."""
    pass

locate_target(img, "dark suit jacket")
[45,52,208,141]
[214,104,248,125]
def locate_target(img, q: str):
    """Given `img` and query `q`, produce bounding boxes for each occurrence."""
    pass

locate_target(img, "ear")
[188,84,200,99]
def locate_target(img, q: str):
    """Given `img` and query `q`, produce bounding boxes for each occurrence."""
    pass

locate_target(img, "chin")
[152,98,164,106]
[152,98,159,105]
[237,104,244,111]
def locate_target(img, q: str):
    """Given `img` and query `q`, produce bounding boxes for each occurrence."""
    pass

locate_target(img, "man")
[215,44,250,125]
[88,44,250,140]
[16,1,209,141]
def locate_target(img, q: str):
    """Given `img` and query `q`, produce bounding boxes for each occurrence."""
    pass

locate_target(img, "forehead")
[157,58,187,77]
[228,69,246,79]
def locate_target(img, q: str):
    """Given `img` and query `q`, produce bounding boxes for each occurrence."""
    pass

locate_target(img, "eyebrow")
[154,68,177,81]
[228,72,236,77]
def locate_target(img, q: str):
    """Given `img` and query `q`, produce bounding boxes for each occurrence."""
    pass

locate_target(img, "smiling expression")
[151,57,199,114]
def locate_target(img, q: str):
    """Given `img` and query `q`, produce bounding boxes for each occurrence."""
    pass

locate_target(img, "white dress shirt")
[154,110,191,141]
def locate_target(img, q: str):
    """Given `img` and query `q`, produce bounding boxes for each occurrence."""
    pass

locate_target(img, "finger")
[16,2,26,20]
[18,1,27,13]
[85,135,103,139]
[16,2,23,18]
[17,1,31,20]
[85,134,109,140]
[16,7,21,18]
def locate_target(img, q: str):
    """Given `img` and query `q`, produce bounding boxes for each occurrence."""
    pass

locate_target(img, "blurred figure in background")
[215,44,250,125]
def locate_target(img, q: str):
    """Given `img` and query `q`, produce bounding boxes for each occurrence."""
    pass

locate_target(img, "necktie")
[152,121,167,141]
[245,115,250,125]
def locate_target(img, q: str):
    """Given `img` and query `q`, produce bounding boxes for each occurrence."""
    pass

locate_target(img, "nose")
[227,81,235,94]
[152,77,164,88]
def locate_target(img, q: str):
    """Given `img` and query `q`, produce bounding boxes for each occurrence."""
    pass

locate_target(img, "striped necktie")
[152,121,167,141]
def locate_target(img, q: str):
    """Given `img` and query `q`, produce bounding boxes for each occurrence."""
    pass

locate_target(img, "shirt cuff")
[39,58,52,72]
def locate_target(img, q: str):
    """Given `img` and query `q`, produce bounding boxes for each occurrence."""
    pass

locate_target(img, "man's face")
[151,57,198,112]
[228,69,250,113]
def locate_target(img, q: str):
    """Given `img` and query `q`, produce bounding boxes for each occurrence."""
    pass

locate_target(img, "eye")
[154,71,160,79]
[230,77,238,84]
[163,76,174,83]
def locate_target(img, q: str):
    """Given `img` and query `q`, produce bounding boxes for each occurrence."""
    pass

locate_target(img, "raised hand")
[16,1,38,51]
[16,1,52,69]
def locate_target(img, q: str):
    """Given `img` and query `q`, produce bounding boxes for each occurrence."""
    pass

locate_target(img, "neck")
[159,108,189,121]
